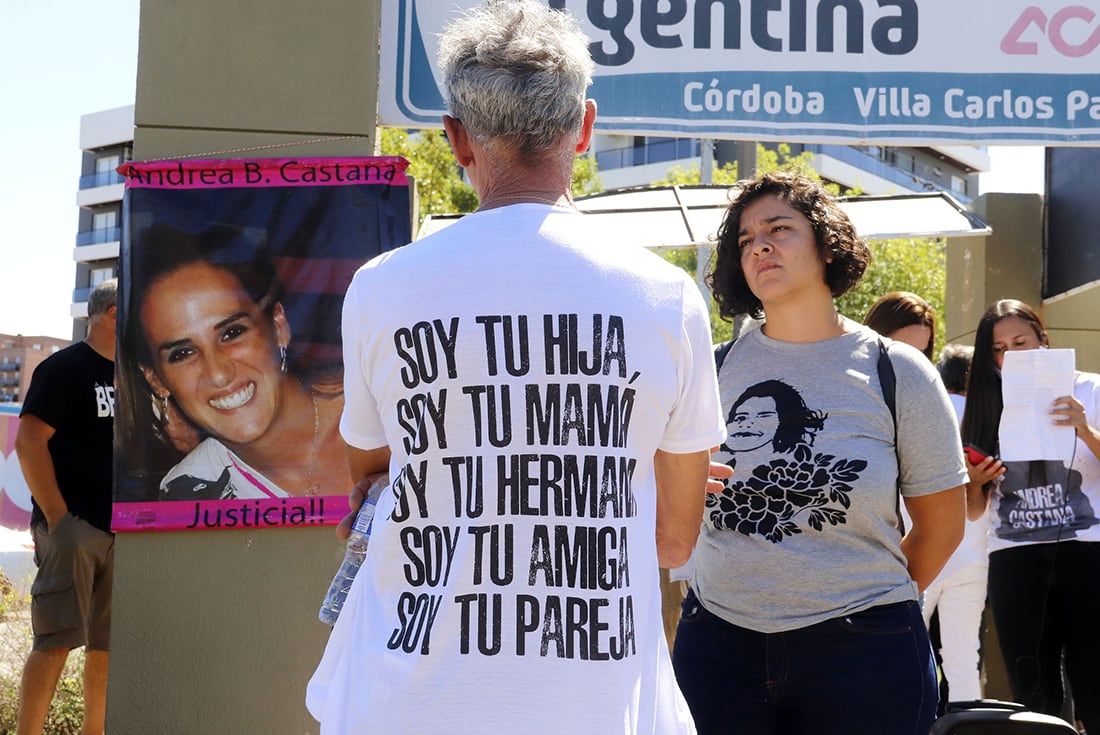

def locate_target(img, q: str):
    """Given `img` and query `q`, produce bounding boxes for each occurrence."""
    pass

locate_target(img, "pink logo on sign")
[1002,5,1100,57]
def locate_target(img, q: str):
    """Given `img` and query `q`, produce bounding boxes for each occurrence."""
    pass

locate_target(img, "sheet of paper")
[998,348,1076,462]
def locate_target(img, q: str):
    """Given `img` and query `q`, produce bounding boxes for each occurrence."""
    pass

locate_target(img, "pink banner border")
[119,156,409,190]
[112,496,351,533]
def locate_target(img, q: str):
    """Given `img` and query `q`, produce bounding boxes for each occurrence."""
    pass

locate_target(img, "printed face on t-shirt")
[723,396,780,453]
[709,379,850,544]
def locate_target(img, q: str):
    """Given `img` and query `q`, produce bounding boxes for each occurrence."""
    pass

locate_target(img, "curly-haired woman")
[672,171,968,735]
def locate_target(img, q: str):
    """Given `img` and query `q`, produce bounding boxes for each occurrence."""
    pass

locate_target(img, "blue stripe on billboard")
[588,71,1100,141]
[381,0,1100,143]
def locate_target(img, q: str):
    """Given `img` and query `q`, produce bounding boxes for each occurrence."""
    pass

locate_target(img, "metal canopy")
[417,185,992,246]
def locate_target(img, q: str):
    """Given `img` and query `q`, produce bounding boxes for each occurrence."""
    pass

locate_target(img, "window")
[95,154,120,174]
[951,175,968,196]
[92,211,117,231]
[91,267,114,286]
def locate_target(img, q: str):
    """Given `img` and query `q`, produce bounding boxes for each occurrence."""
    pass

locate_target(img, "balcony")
[596,138,701,172]
[801,144,971,203]
[79,170,126,190]
[76,227,122,247]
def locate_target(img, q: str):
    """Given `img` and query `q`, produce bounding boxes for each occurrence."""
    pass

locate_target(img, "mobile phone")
[963,443,990,465]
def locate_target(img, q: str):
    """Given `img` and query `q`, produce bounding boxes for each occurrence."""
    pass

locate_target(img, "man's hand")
[706,459,733,494]
[337,446,392,541]
[336,472,387,542]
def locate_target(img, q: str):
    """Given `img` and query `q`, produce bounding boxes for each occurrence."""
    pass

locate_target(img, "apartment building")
[589,136,990,201]
[72,105,133,340]
[0,334,71,403]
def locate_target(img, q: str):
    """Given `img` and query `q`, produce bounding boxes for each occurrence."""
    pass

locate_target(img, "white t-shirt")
[694,324,968,633]
[928,393,990,581]
[160,438,287,499]
[308,204,725,735]
[988,370,1100,552]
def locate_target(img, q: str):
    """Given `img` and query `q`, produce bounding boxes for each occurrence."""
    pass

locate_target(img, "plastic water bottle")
[318,477,387,625]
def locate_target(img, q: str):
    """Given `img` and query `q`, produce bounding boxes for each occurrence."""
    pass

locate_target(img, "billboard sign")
[381,0,1100,144]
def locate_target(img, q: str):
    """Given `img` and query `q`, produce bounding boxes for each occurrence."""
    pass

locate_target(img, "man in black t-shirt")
[15,278,116,735]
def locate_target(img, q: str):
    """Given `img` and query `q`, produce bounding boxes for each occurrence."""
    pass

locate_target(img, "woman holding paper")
[961,298,1100,731]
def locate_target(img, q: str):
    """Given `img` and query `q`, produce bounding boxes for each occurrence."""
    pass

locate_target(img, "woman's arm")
[963,455,1004,521]
[901,485,965,592]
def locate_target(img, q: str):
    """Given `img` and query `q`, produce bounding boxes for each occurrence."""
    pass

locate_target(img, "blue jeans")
[672,589,937,735]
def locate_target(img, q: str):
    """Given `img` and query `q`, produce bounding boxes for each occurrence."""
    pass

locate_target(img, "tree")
[379,128,476,226]
[571,153,603,197]
[379,128,603,226]
[836,237,948,357]
[651,143,838,194]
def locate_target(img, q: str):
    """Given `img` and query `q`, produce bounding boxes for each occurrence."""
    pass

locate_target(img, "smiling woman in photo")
[117,225,351,500]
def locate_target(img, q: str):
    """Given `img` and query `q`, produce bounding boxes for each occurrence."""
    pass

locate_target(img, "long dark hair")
[960,299,1047,460]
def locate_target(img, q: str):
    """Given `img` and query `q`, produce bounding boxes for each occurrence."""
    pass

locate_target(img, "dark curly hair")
[708,170,870,320]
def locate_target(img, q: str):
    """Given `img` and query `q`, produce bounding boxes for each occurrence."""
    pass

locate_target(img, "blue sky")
[0,0,1045,339]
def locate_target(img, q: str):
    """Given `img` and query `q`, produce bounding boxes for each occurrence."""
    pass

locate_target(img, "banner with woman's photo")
[113,157,411,532]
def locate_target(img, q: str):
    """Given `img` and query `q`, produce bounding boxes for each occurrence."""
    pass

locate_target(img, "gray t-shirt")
[693,321,967,633]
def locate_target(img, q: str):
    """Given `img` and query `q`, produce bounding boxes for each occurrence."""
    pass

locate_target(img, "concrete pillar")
[944,193,1043,344]
[108,2,380,732]
[946,191,1100,373]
